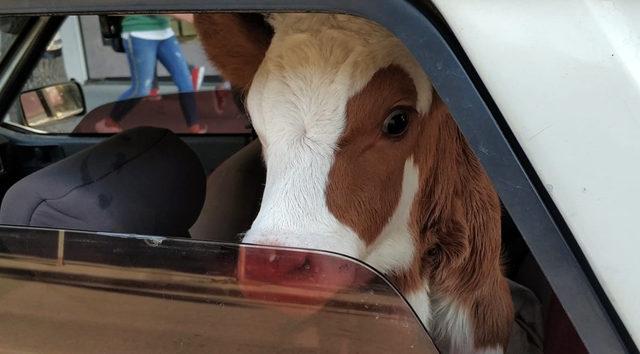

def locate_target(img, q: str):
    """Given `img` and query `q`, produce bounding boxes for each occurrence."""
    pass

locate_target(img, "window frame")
[0,1,635,352]
[0,16,255,137]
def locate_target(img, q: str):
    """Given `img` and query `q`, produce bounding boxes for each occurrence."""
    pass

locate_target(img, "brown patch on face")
[194,14,273,91]
[329,79,513,349]
[326,65,419,245]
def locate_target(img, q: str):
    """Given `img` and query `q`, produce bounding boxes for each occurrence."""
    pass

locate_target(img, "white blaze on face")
[242,17,366,257]
[364,158,420,273]
[243,13,431,260]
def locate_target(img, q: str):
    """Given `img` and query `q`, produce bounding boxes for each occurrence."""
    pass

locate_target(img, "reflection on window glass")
[0,226,438,353]
[3,15,251,136]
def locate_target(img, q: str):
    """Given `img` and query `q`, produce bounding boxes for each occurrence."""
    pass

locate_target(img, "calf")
[195,13,513,354]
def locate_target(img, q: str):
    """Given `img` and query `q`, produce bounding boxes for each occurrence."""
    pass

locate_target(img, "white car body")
[433,0,640,346]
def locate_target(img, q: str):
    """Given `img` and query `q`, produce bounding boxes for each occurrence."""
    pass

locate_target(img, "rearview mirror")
[19,80,86,127]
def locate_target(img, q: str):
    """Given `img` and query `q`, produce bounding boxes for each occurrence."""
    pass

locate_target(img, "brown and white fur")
[195,13,513,354]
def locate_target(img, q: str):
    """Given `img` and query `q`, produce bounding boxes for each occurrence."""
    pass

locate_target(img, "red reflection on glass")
[73,89,251,135]
[238,246,375,307]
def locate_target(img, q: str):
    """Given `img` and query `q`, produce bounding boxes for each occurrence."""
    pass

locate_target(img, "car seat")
[190,139,264,242]
[0,127,206,238]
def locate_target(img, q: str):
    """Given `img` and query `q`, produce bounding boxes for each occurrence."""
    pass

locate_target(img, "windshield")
[0,226,438,353]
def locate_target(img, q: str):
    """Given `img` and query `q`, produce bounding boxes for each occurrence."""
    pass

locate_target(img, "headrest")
[0,127,205,237]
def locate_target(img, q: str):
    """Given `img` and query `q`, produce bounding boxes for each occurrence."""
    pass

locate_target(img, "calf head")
[196,13,513,353]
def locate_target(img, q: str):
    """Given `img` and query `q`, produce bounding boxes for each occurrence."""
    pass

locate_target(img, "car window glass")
[2,15,251,136]
[0,226,438,353]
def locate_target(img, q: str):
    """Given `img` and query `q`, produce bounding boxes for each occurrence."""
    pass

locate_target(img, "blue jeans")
[111,35,199,126]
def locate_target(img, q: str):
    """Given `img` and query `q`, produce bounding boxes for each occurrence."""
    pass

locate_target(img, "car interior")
[0,12,590,354]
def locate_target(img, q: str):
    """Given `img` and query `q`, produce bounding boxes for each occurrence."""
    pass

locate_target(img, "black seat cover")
[0,127,205,237]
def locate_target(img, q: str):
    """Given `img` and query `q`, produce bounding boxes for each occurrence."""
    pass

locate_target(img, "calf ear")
[194,14,273,91]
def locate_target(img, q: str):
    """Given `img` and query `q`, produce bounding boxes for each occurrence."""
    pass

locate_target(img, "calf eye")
[382,109,410,138]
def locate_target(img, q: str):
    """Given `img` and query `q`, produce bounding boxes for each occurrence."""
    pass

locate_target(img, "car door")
[0,2,635,354]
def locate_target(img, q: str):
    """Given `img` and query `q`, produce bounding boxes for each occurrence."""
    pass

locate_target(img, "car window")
[0,10,598,354]
[0,225,438,353]
[2,15,251,136]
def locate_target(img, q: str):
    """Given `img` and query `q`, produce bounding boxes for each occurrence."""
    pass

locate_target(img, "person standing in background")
[149,16,205,97]
[149,63,205,97]
[95,14,207,134]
